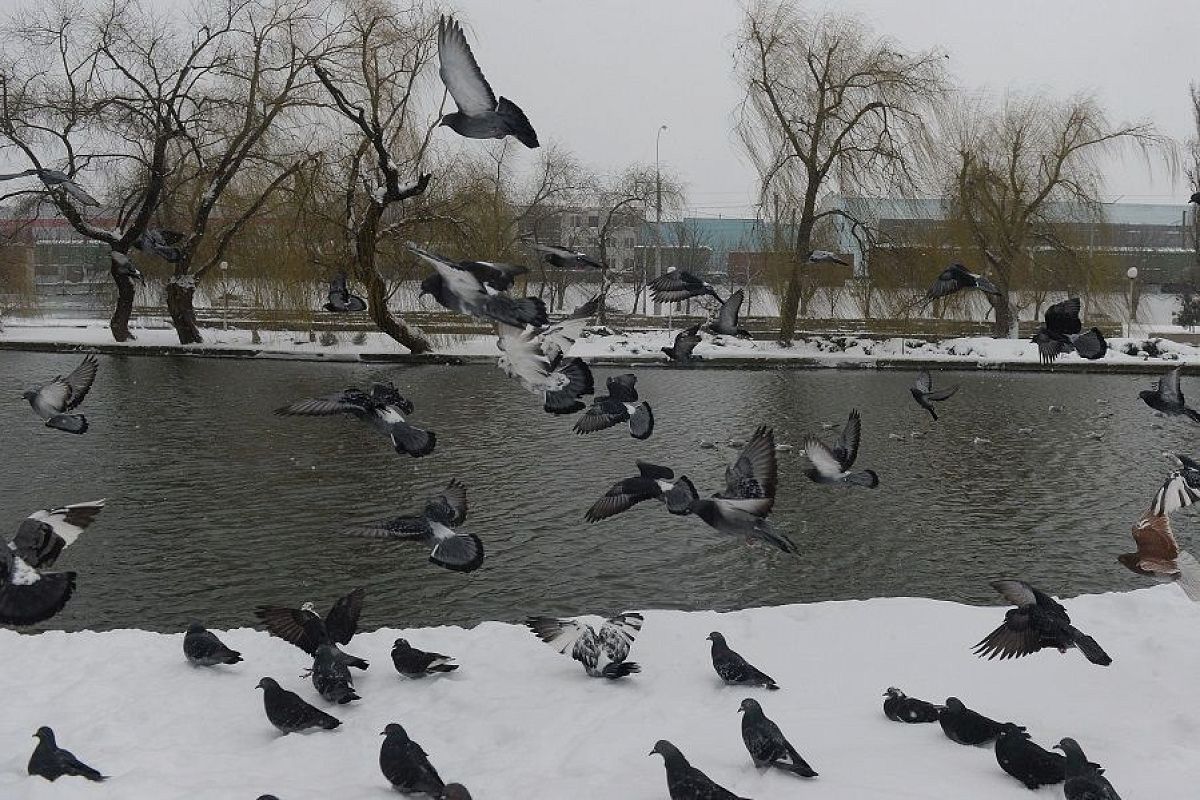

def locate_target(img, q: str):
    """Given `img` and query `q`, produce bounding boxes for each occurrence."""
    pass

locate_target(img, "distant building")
[523,207,643,270]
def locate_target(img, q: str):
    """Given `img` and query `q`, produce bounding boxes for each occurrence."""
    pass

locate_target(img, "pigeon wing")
[427,524,484,573]
[973,613,1040,660]
[11,500,104,569]
[438,16,497,115]
[1131,512,1180,561]
[1044,298,1083,335]
[60,355,98,409]
[425,479,468,525]
[833,409,863,469]
[804,437,844,479]
[275,392,370,417]
[343,515,431,540]
[585,476,663,522]
[914,370,932,394]
[573,399,627,434]
[925,267,963,300]
[990,579,1039,608]
[714,289,744,331]
[1157,368,1184,405]
[721,426,777,499]
[605,374,639,402]
[0,562,76,626]
[926,384,959,402]
[526,616,586,656]
[325,587,365,644]
[255,606,324,654]
[1151,469,1200,516]
[598,612,643,662]
[637,461,674,481]
[673,325,702,359]
[541,299,598,363]
[648,270,707,303]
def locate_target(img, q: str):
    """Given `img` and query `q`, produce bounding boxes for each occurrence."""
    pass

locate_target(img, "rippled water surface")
[0,351,1187,632]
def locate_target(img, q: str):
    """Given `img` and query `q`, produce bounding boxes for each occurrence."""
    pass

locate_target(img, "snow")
[0,586,1196,798]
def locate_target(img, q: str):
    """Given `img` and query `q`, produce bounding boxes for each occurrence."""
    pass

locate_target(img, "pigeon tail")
[601,661,640,679]
[496,96,539,149]
[45,414,88,434]
[754,520,798,555]
[847,469,879,488]
[779,747,818,778]
[1069,628,1112,666]
[629,402,654,440]
[389,423,436,457]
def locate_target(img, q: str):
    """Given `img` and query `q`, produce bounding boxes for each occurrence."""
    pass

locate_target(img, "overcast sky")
[452,0,1198,218]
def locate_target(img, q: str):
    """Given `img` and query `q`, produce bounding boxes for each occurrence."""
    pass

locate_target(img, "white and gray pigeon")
[255,677,341,734]
[436,16,538,148]
[0,167,100,206]
[275,381,435,457]
[708,289,750,338]
[910,370,959,421]
[27,727,106,782]
[343,480,484,573]
[380,723,446,796]
[496,316,595,415]
[526,611,643,679]
[410,242,547,327]
[648,269,725,304]
[0,499,104,626]
[323,271,367,313]
[255,587,369,670]
[573,374,654,439]
[23,353,98,434]
[707,632,778,690]
[585,460,677,522]
[308,643,360,704]
[1151,454,1200,515]
[391,638,459,678]
[534,243,604,271]
[183,622,242,666]
[649,739,751,800]
[738,698,817,777]
[804,409,879,488]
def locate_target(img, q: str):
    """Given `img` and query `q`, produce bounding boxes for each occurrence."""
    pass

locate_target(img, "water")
[0,351,1186,633]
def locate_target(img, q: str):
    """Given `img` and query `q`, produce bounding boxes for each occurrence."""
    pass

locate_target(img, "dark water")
[0,351,1186,633]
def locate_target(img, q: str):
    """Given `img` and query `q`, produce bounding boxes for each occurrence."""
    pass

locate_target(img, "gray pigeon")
[585,461,677,522]
[495,322,595,415]
[1056,738,1122,800]
[255,677,341,733]
[0,167,100,206]
[738,698,817,777]
[183,622,242,666]
[410,242,548,327]
[323,271,367,313]
[924,262,1001,301]
[275,381,435,457]
[648,270,725,304]
[707,632,778,690]
[807,250,849,266]
[1139,367,1200,421]
[436,16,538,148]
[134,228,185,263]
[380,723,446,796]
[909,370,958,421]
[27,727,106,782]
[649,739,751,800]
[803,409,879,488]
[392,638,459,678]
[662,323,703,362]
[573,374,654,440]
[534,243,603,270]
[708,289,750,338]
[23,354,98,434]
[343,480,483,573]
[1,499,104,625]
[255,587,368,670]
[309,643,359,704]
[526,611,643,679]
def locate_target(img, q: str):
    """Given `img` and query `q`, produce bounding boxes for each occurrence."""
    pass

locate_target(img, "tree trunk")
[355,209,431,354]
[987,291,1015,337]
[109,255,137,342]
[166,280,204,344]
[777,218,815,343]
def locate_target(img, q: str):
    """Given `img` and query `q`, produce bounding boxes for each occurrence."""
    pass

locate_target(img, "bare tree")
[1187,83,1200,287]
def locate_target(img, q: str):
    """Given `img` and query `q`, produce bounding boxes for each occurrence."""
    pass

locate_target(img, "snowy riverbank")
[1,586,1197,798]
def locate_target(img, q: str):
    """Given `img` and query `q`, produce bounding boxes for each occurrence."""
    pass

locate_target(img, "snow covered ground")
[1,586,1196,799]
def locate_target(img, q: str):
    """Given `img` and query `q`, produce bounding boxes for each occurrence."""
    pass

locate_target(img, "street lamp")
[654,124,668,320]
[1126,265,1139,330]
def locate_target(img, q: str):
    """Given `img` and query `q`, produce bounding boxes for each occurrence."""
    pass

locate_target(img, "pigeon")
[183,622,243,666]
[525,611,643,679]
[973,580,1111,666]
[662,323,703,362]
[1191,191,1200,205]
[410,242,548,327]
[707,632,778,690]
[1118,509,1200,600]
[909,370,959,420]
[882,687,941,723]
[342,480,484,573]
[573,374,654,439]
[452,259,528,291]
[539,296,601,364]
[134,227,186,263]
[391,638,459,678]
[0,167,100,206]
[27,727,106,782]
[442,785,473,800]
[923,262,1001,301]
[665,427,797,554]
[938,697,1011,745]
[534,243,604,270]
[380,723,446,797]
[585,461,677,522]
[807,249,849,266]
[255,677,341,734]
[1,499,104,625]
[495,323,594,415]
[803,409,879,488]
[708,289,750,338]
[994,724,1068,790]
[309,643,359,704]
[648,269,725,304]
[738,698,817,777]
[275,381,435,457]
[23,353,98,434]
[1139,367,1200,421]
[1151,453,1200,515]
[112,251,145,284]
[255,587,368,670]
[1056,738,1122,800]
[1031,298,1108,364]
[649,740,751,800]
[323,271,367,312]
[436,16,538,148]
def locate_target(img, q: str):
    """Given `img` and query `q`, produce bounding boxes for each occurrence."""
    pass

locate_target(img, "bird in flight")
[909,370,959,421]
[275,382,436,457]
[1139,367,1200,421]
[803,409,879,488]
[973,580,1111,666]
[1,499,104,626]
[923,262,1001,302]
[23,354,98,434]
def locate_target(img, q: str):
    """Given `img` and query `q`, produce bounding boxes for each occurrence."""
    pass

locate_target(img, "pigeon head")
[418,272,441,299]
[186,621,205,634]
[34,726,54,741]
[883,687,903,698]
[381,723,409,739]
[649,739,680,759]
[392,637,411,650]
[705,631,725,643]
[944,697,965,711]
[300,601,317,613]
[255,678,278,691]
[738,698,762,714]
[21,387,37,400]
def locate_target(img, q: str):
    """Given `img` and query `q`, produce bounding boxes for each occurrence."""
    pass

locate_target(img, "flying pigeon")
[573,374,654,439]
[803,409,879,488]
[495,322,594,415]
[525,611,643,679]
[309,643,359,704]
[648,269,725,304]
[882,687,941,723]
[1,499,104,625]
[342,480,484,573]
[1031,298,1107,364]
[938,697,1011,745]
[1139,367,1200,421]
[380,723,446,796]
[255,677,341,734]
[134,228,186,263]
[662,323,703,362]
[540,296,601,364]
[909,370,959,421]
[1056,738,1121,800]
[807,249,850,266]
[27,727,106,782]
[255,587,368,670]
[585,461,677,522]
[708,289,750,338]
[183,622,243,666]
[391,638,459,678]
[994,724,1068,790]
[923,262,1001,302]
[665,427,797,554]
[0,167,100,206]
[410,242,548,327]
[534,243,604,270]
[275,381,435,457]
[649,740,750,800]
[738,698,817,777]
[973,580,1111,666]
[707,632,778,690]
[1149,454,1200,515]
[436,16,538,148]
[1118,509,1200,600]
[23,353,98,434]
[323,271,367,313]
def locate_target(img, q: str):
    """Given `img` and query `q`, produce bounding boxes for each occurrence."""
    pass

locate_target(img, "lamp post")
[220,260,230,330]
[654,124,668,319]
[1126,265,1139,333]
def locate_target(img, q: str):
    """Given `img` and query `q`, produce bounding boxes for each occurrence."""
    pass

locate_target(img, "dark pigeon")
[994,724,1068,790]
[974,579,1112,666]
[526,611,643,679]
[803,409,879,488]
[134,228,186,263]
[112,252,145,285]
[255,677,341,733]
[255,587,369,670]
[924,262,1001,301]
[648,269,725,304]
[534,243,604,271]
[708,289,750,338]
[309,643,360,704]
[23,353,98,434]
[380,723,446,797]
[391,637,459,678]
[28,726,106,782]
[410,243,547,327]
[436,16,538,148]
[442,785,473,800]
[495,322,595,415]
[707,632,778,690]
[649,739,751,800]
[343,480,484,573]
[1056,738,1122,800]
[909,370,959,421]
[183,622,242,666]
[738,698,817,777]
[0,167,100,206]
[323,271,367,313]
[1032,298,1107,364]
[573,374,654,440]
[455,259,528,291]
[1191,192,1200,205]
[275,381,435,457]
[1,499,103,625]
[938,697,1011,745]
[585,461,677,522]
[662,323,703,362]
[1139,367,1200,421]
[882,687,941,723]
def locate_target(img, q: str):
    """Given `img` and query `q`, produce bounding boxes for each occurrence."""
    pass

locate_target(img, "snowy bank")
[1,586,1196,798]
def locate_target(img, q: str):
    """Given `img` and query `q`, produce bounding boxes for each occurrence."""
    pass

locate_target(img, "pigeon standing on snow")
[909,370,959,421]
[436,16,538,148]
[707,632,778,690]
[649,740,750,800]
[994,724,1068,790]
[923,262,1001,302]
[584,461,677,522]
[379,723,446,796]
[27,727,106,782]
[573,374,654,439]
[255,678,341,733]
[275,381,435,457]
[1056,738,1121,800]
[882,687,941,723]
[391,638,459,678]
[707,289,751,338]
[342,480,484,573]
[648,269,725,304]
[662,323,703,362]
[938,697,1011,745]
[183,622,242,666]
[1,499,104,625]
[803,409,879,488]
[309,643,360,704]
[255,587,368,670]
[525,611,643,679]
[23,353,98,434]
[738,698,817,777]
[410,242,547,327]
[0,167,100,206]
[1139,367,1200,421]
[973,580,1111,666]
[534,243,604,270]
[323,271,367,313]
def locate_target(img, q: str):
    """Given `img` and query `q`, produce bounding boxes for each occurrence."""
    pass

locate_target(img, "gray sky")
[453,0,1198,218]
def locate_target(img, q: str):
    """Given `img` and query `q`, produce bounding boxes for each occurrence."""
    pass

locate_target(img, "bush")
[352,331,367,345]
[319,331,338,347]
[1175,293,1200,328]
